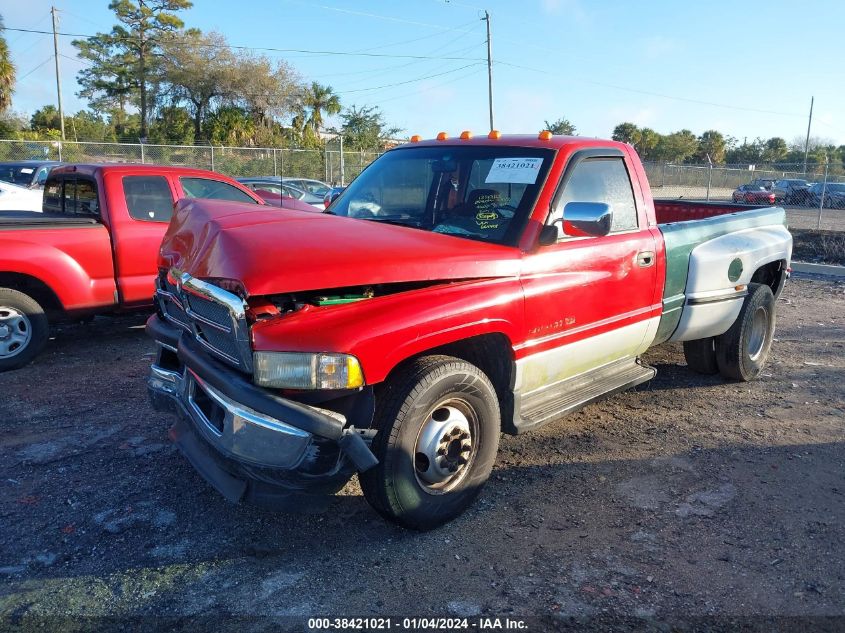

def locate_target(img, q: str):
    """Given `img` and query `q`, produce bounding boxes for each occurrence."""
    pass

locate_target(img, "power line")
[494,60,808,118]
[16,56,55,82]
[375,66,484,106]
[4,26,485,62]
[337,62,483,95]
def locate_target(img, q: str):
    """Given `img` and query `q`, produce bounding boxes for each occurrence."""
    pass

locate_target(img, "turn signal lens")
[488,130,501,139]
[436,131,449,141]
[253,352,365,390]
[538,130,553,141]
[410,134,422,142]
[460,130,472,140]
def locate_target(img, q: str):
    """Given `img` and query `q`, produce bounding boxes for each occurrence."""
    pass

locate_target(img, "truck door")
[518,149,661,393]
[109,174,178,306]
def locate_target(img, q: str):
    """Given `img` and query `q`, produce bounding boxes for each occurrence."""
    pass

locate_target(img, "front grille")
[185,293,234,327]
[158,270,253,373]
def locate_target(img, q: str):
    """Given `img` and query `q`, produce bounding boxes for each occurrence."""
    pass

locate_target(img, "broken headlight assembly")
[252,352,364,390]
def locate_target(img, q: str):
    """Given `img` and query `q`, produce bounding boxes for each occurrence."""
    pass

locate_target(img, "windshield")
[328,146,554,245]
[0,165,37,186]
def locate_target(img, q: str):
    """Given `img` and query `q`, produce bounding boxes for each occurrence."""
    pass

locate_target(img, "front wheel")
[0,288,50,372]
[360,355,500,530]
[715,283,776,381]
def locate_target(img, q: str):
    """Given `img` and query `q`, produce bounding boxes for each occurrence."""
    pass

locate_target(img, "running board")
[507,358,656,434]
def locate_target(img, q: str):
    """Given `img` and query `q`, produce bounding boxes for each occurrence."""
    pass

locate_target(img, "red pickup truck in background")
[147,133,792,529]
[0,164,265,371]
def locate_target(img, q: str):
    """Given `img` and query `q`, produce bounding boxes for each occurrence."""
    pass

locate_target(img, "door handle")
[636,251,655,267]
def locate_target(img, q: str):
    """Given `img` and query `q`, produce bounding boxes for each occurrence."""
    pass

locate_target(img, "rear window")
[43,176,100,216]
[180,177,258,204]
[123,176,174,222]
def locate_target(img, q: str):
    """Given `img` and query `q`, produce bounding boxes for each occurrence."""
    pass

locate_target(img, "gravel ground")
[785,206,845,232]
[1,276,843,630]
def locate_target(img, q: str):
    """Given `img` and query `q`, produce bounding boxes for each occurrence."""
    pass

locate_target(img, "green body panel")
[653,206,787,345]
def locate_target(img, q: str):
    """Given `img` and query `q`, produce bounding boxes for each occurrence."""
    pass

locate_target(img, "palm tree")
[302,82,340,137]
[0,16,16,111]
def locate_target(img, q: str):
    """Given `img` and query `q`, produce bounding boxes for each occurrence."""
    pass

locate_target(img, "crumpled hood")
[159,198,522,296]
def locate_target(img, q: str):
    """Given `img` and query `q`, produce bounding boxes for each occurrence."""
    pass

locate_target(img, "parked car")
[147,133,791,529]
[0,180,42,211]
[748,178,776,191]
[237,177,325,209]
[0,164,264,370]
[732,184,776,204]
[0,160,63,189]
[772,179,809,205]
[249,188,323,212]
[807,182,845,209]
[281,177,332,198]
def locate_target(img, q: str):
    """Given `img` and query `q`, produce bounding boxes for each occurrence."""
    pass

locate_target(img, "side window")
[43,177,63,213]
[123,176,175,222]
[180,177,258,204]
[35,167,51,186]
[553,157,637,234]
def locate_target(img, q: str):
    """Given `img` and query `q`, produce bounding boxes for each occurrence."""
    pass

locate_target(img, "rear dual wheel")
[360,355,500,530]
[683,283,775,382]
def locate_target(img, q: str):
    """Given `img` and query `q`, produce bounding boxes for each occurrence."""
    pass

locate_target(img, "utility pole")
[51,6,65,141]
[482,10,494,132]
[138,0,148,141]
[803,96,814,176]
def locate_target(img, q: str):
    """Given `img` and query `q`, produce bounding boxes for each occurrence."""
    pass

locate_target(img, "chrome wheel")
[0,306,33,359]
[414,400,477,494]
[747,306,768,361]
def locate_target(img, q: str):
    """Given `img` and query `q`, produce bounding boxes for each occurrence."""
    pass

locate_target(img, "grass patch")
[791,228,845,266]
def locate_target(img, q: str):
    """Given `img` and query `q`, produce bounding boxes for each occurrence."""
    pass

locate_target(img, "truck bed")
[654,199,770,225]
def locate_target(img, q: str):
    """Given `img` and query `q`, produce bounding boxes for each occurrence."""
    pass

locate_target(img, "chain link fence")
[0,139,380,185]
[1,138,842,229]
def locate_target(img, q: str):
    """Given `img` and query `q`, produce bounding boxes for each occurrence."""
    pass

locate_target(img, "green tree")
[73,0,192,140]
[726,139,764,165]
[302,82,341,136]
[696,130,726,164]
[636,128,661,161]
[31,105,62,132]
[339,105,402,151]
[611,122,639,145]
[204,105,255,146]
[73,32,137,134]
[761,137,788,164]
[0,16,15,111]
[543,117,576,135]
[655,129,698,163]
[160,30,237,142]
[67,110,111,141]
[149,105,194,144]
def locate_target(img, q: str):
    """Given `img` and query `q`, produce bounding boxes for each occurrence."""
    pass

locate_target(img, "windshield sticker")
[485,157,543,184]
[20,168,34,174]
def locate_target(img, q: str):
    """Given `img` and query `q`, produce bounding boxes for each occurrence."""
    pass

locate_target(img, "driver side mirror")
[562,202,612,238]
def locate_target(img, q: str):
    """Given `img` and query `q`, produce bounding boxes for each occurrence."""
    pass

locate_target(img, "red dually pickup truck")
[0,164,265,370]
[146,133,792,529]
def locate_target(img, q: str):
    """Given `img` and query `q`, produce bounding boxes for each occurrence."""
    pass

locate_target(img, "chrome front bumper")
[148,362,312,470]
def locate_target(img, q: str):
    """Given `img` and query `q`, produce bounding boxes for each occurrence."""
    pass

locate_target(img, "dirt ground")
[1,276,843,630]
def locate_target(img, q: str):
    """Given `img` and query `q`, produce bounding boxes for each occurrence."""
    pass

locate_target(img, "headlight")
[253,351,364,390]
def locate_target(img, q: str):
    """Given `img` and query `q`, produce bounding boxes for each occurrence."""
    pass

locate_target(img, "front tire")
[0,288,50,372]
[715,283,776,381]
[360,355,500,530]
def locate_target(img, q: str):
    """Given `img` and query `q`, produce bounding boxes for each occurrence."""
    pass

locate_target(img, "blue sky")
[4,0,844,145]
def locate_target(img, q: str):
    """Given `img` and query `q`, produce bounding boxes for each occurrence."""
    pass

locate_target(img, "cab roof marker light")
[488,130,501,139]
[538,130,553,141]
[460,130,472,140]
[410,134,422,142]
[436,132,449,141]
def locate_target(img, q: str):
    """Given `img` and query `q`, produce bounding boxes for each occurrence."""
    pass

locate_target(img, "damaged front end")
[146,269,378,507]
